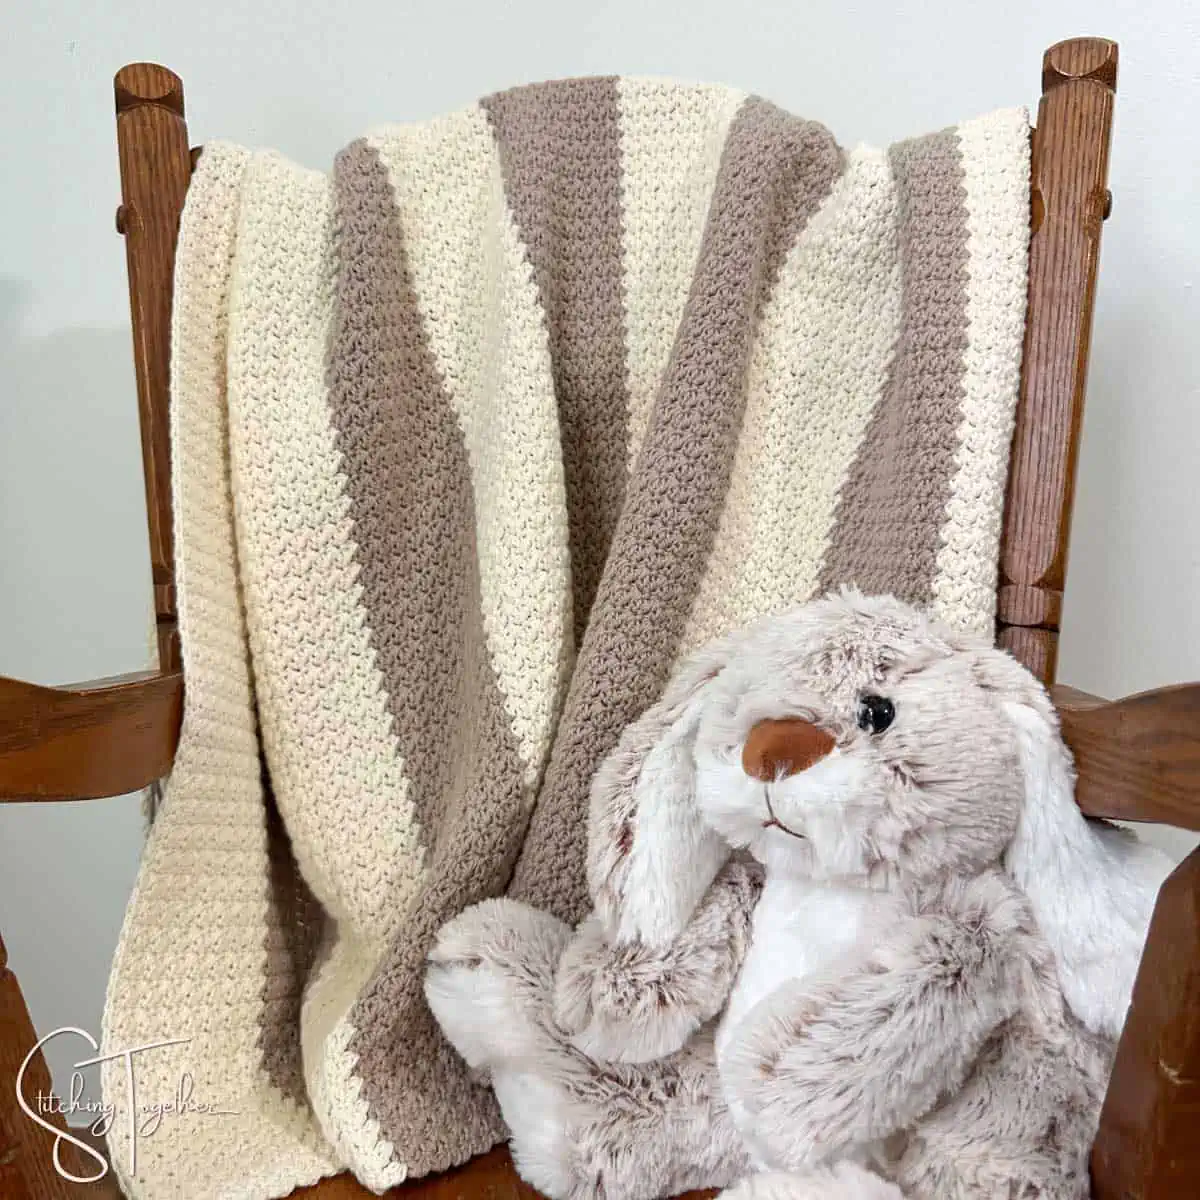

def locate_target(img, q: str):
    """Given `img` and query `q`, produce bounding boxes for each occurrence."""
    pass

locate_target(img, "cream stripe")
[303,939,406,1191]
[226,154,425,946]
[616,79,747,471]
[681,146,902,653]
[103,143,337,1199]
[368,110,572,786]
[930,108,1031,636]
[227,157,419,1181]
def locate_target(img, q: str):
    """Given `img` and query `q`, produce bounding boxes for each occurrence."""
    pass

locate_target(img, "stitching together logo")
[16,1027,240,1182]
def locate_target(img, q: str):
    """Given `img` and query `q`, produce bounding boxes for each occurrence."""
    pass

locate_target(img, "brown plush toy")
[426,591,1169,1200]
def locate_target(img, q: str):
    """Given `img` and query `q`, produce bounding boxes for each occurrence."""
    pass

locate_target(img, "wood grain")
[115,63,193,674]
[996,582,1063,629]
[1058,683,1200,830]
[1093,846,1200,1199]
[1049,683,1106,712]
[998,37,1118,684]
[997,624,1058,686]
[0,671,182,801]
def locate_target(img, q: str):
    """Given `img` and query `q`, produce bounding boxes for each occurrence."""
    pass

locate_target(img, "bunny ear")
[587,636,739,949]
[986,655,1172,1038]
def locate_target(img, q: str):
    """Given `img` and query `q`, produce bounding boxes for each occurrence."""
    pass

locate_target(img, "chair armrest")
[0,671,183,802]
[1054,682,1200,830]
[2,673,1196,817]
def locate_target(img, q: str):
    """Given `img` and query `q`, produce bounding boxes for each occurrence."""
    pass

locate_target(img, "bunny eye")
[857,694,895,735]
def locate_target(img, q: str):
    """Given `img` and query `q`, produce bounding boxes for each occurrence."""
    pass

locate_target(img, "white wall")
[2,0,1198,1103]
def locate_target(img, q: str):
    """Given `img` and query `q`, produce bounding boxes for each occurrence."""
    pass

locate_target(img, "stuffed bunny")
[426,592,1170,1200]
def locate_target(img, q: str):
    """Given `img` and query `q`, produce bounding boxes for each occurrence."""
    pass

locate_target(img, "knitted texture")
[102,82,1029,1199]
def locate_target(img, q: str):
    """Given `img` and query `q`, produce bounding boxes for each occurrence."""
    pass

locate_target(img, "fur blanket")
[102,79,1030,1199]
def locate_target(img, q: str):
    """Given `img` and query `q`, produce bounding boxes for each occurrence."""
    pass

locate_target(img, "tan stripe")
[481,78,628,645]
[366,110,572,788]
[509,98,844,923]
[303,931,404,1188]
[818,128,970,603]
[326,137,524,856]
[259,783,326,1105]
[680,146,902,653]
[327,138,520,1177]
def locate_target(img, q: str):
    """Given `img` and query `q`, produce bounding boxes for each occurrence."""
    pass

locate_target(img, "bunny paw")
[556,860,762,1063]
[425,898,571,1071]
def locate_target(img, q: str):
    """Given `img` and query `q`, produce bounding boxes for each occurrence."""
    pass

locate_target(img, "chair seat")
[285,1148,718,1199]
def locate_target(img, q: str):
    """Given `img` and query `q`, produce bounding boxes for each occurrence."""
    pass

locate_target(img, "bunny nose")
[742,717,836,781]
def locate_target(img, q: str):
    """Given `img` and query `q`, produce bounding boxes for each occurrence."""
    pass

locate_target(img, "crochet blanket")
[102,80,1029,1199]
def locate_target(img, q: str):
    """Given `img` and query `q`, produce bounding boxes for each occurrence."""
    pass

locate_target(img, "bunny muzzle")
[742,718,836,781]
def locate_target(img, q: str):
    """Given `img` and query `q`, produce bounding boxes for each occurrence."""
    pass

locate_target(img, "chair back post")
[115,63,194,674]
[998,37,1117,684]
[0,71,194,1200]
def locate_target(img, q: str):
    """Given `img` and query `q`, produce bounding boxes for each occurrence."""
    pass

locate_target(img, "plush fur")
[555,859,763,1064]
[721,1164,904,1200]
[426,591,1170,1199]
[428,899,753,1199]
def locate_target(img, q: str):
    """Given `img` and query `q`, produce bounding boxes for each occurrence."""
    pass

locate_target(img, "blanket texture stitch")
[101,78,1029,1199]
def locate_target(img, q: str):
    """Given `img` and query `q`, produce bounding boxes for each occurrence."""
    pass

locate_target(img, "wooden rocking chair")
[2,36,1198,1200]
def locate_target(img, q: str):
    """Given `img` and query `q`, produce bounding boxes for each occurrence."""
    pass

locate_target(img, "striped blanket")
[102,80,1029,1199]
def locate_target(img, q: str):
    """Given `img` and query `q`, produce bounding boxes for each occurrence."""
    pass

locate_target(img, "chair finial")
[1042,38,1118,94]
[114,63,185,117]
